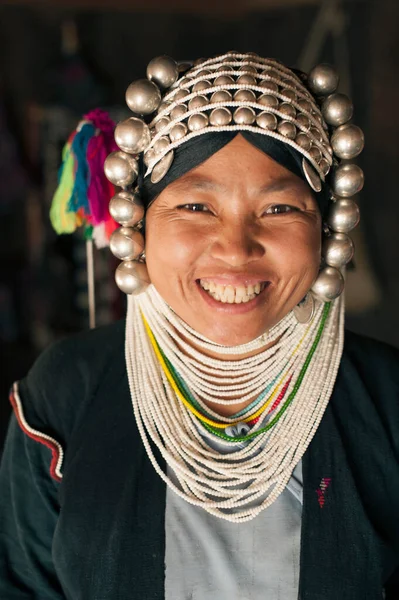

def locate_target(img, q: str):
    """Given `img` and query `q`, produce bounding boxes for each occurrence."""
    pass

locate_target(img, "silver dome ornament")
[331,163,364,197]
[277,121,296,139]
[331,124,365,159]
[114,117,151,154]
[151,150,174,183]
[104,152,139,187]
[239,65,257,74]
[110,227,145,261]
[234,89,256,102]
[170,104,188,120]
[260,81,279,93]
[214,75,234,86]
[216,65,234,72]
[233,107,256,125]
[258,94,279,108]
[125,79,162,116]
[209,107,232,126]
[143,148,156,168]
[293,293,315,324]
[193,80,212,92]
[174,89,190,102]
[302,159,322,192]
[169,122,187,142]
[146,55,178,89]
[115,261,150,295]
[309,145,322,162]
[211,90,232,103]
[280,88,297,102]
[308,64,339,96]
[296,132,312,151]
[187,113,209,132]
[326,198,360,233]
[319,158,331,176]
[153,136,170,154]
[237,74,256,85]
[155,116,170,133]
[256,112,278,131]
[279,103,296,118]
[296,114,312,132]
[323,232,354,268]
[188,95,208,110]
[297,98,313,113]
[311,266,344,302]
[158,101,171,114]
[322,93,353,127]
[109,191,144,226]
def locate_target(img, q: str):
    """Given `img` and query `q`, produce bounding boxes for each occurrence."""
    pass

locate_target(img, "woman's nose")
[209,221,265,267]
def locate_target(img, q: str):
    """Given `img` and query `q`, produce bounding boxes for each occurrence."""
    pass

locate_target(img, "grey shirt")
[165,429,303,600]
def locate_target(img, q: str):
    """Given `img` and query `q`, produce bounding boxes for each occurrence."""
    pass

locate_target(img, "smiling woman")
[1,52,399,600]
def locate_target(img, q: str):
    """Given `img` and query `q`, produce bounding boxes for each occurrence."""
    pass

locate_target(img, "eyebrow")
[171,174,306,196]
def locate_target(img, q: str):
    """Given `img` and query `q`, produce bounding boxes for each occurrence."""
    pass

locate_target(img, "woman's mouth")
[198,279,268,304]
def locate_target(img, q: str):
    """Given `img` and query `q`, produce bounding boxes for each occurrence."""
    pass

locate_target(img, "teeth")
[200,280,266,304]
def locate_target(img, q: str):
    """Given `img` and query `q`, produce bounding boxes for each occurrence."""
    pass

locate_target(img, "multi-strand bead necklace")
[125,285,344,522]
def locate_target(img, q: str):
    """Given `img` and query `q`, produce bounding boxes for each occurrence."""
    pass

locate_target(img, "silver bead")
[188,95,208,110]
[109,191,144,226]
[125,79,161,115]
[193,80,212,92]
[151,150,174,183]
[309,145,322,162]
[214,75,234,86]
[326,198,360,233]
[104,151,139,187]
[280,88,297,101]
[155,116,170,133]
[277,121,297,139]
[331,124,365,159]
[279,102,296,118]
[256,112,278,130]
[169,123,187,142]
[110,227,144,261]
[153,136,170,154]
[323,232,354,268]
[296,133,312,151]
[209,107,232,126]
[322,93,353,126]
[170,104,187,120]
[311,266,344,302]
[211,90,232,103]
[258,94,279,108]
[260,81,279,93]
[146,55,178,89]
[237,74,256,85]
[115,117,151,154]
[143,148,156,168]
[296,114,312,131]
[174,89,190,102]
[308,64,339,96]
[233,107,255,125]
[115,261,150,295]
[331,163,364,197]
[187,113,209,131]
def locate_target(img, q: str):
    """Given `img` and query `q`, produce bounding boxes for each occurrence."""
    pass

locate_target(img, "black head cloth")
[139,132,330,218]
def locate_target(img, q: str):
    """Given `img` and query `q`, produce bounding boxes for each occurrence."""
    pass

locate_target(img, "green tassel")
[50,136,77,234]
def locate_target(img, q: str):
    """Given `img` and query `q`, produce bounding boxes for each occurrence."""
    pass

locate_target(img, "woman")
[1,51,399,599]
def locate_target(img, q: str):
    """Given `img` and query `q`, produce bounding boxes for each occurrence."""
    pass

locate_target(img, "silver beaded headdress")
[104,52,364,302]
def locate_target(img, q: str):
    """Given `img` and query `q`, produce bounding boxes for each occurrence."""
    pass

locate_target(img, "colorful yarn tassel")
[49,108,119,247]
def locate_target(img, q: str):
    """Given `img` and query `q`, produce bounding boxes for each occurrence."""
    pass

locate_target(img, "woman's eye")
[178,203,210,213]
[265,204,299,215]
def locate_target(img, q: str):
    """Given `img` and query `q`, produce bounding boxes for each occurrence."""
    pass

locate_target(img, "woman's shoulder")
[14,320,127,444]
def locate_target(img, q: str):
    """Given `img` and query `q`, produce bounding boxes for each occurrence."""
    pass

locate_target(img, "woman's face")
[145,135,321,346]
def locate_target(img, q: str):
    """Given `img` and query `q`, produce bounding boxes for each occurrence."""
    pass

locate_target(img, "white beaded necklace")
[125,285,344,522]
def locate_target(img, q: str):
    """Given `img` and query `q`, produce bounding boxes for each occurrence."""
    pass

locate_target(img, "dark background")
[1,0,398,450]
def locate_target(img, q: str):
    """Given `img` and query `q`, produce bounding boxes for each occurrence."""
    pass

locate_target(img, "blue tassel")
[68,122,96,216]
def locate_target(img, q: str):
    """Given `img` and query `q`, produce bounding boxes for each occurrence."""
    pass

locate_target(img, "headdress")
[104,51,363,304]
